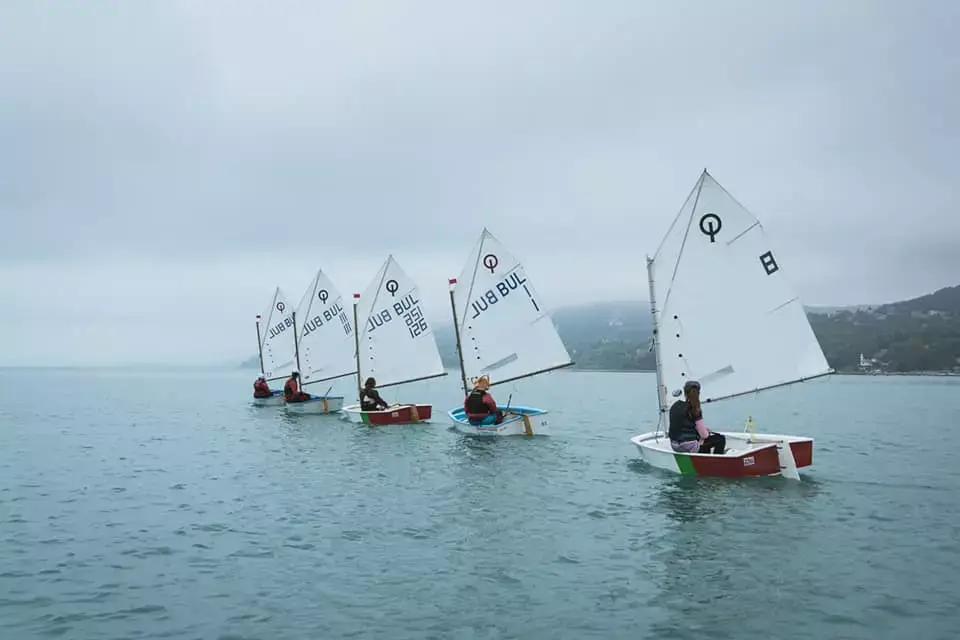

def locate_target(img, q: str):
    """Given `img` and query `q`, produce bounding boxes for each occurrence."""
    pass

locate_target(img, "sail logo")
[302,303,345,337]
[482,254,499,273]
[470,273,532,319]
[699,213,721,242]
[268,316,294,339]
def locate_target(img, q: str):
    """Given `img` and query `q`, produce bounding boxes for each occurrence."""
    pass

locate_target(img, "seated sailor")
[359,377,389,411]
[464,376,504,426]
[283,371,312,403]
[253,376,273,399]
[669,380,726,454]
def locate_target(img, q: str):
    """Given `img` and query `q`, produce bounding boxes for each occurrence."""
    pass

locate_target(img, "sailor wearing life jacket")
[283,371,312,403]
[253,376,273,398]
[668,380,725,454]
[464,376,504,426]
[360,377,389,411]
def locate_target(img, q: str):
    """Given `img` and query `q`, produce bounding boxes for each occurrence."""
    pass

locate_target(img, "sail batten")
[652,172,832,403]
[453,229,572,387]
[355,256,445,388]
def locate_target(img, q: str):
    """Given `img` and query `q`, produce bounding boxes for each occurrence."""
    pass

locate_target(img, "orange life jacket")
[253,379,272,398]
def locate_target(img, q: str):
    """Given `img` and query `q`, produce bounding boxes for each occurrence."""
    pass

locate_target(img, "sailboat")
[631,170,833,479]
[447,229,573,436]
[284,268,353,415]
[252,287,296,407]
[342,256,446,425]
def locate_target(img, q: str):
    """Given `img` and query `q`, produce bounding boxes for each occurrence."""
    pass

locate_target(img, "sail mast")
[448,278,468,396]
[352,293,362,403]
[291,310,302,375]
[255,315,266,377]
[646,256,667,433]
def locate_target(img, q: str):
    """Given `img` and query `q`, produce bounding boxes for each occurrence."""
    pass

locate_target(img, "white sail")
[652,171,832,403]
[295,268,356,385]
[453,229,572,387]
[355,256,445,388]
[259,287,297,379]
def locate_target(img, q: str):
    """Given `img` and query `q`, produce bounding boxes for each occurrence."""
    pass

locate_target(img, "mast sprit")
[448,278,469,396]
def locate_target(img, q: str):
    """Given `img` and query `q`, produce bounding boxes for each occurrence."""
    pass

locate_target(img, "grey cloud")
[1,1,957,363]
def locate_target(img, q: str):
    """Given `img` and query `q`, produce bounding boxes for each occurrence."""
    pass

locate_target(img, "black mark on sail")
[482,254,499,273]
[385,280,399,296]
[318,289,328,303]
[276,301,286,312]
[760,251,779,275]
[523,284,540,312]
[699,213,722,243]
[485,353,519,371]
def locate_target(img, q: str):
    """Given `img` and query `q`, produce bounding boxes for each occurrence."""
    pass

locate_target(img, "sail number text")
[469,272,538,319]
[302,302,352,338]
[366,294,429,339]
[268,316,294,339]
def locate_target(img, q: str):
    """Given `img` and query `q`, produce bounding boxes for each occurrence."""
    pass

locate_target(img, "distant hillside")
[434,301,654,371]
[880,285,960,315]
[809,284,960,373]
[243,285,960,374]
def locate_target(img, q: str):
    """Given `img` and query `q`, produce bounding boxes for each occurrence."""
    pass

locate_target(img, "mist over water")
[2,368,958,639]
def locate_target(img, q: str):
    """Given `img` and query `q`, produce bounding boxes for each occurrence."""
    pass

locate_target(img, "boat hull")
[630,431,813,479]
[448,406,549,436]
[284,396,345,415]
[252,391,285,407]
[341,404,433,425]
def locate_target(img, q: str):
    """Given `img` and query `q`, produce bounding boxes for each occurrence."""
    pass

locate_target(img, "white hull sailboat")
[252,287,297,407]
[631,170,832,479]
[283,268,354,415]
[447,229,573,436]
[341,256,446,426]
[448,406,550,437]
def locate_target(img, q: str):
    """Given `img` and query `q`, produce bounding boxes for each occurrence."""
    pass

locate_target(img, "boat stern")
[284,396,345,414]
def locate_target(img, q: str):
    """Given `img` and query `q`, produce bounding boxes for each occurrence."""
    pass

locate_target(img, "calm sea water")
[1,368,958,640]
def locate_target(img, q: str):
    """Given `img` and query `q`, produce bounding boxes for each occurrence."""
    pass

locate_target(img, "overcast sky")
[2,1,958,365]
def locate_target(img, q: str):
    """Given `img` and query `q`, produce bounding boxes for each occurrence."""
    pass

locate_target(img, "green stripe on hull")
[360,413,373,425]
[674,454,698,476]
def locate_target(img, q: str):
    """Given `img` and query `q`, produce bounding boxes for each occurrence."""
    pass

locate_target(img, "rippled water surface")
[2,368,959,639]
